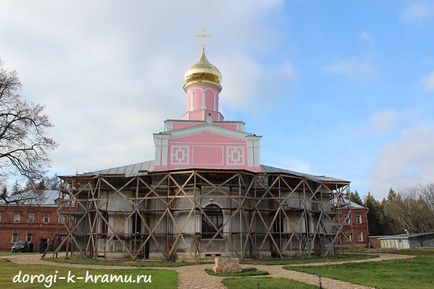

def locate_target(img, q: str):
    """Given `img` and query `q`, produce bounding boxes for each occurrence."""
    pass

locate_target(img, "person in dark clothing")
[38,239,47,254]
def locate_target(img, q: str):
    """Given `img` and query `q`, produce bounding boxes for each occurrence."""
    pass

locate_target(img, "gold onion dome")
[184,48,222,87]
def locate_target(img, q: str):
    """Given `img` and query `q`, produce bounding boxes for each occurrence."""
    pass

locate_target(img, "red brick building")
[337,200,369,247]
[0,190,66,252]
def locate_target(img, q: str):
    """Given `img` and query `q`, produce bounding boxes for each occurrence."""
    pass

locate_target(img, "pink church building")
[153,48,261,172]
[57,47,351,260]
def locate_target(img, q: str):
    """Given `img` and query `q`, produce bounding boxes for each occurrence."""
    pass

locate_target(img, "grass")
[48,256,212,267]
[287,255,434,289]
[350,247,434,256]
[241,254,373,265]
[48,254,373,267]
[223,277,318,289]
[205,267,268,277]
[0,258,177,289]
[0,251,39,256]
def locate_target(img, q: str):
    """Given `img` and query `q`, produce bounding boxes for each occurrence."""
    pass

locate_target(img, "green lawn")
[352,247,434,256]
[287,256,434,289]
[223,277,318,289]
[0,258,177,289]
[205,267,268,277]
[48,256,212,267]
[0,251,39,256]
[241,254,373,265]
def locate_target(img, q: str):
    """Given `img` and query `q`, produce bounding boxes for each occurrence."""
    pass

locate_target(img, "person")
[29,242,34,252]
[38,239,46,254]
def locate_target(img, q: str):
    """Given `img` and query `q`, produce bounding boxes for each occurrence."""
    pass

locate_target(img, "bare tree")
[382,185,434,233]
[0,60,57,184]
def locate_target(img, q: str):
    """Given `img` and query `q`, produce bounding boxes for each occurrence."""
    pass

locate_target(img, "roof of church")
[74,161,349,184]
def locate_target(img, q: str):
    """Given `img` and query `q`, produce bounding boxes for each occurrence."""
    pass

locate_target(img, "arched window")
[202,204,223,239]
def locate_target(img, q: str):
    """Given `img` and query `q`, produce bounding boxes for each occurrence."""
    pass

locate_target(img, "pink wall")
[154,131,260,171]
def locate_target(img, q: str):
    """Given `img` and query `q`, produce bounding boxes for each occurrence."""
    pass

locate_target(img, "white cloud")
[420,71,434,91]
[267,156,311,174]
[0,0,293,175]
[370,126,434,196]
[324,57,377,78]
[401,1,434,21]
[359,30,374,43]
[370,109,398,133]
[220,57,296,112]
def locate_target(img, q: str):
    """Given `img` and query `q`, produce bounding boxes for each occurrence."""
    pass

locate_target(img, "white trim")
[171,145,190,165]
[201,90,206,109]
[169,123,256,141]
[226,146,245,166]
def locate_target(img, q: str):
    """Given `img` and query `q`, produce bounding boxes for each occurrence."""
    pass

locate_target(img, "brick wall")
[0,205,66,251]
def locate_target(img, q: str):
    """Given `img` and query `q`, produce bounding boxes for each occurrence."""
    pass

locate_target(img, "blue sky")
[1,0,433,198]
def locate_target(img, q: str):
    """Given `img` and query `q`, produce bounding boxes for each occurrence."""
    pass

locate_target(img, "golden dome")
[184,48,222,87]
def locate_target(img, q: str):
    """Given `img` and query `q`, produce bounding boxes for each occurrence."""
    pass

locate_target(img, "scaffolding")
[54,169,352,260]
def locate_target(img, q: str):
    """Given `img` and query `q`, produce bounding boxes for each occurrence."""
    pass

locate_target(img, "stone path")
[2,253,414,289]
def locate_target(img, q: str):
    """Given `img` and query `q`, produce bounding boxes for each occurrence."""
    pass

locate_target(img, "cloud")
[401,1,434,21]
[324,57,377,78]
[370,126,434,196]
[370,109,398,133]
[359,30,374,43]
[0,0,292,175]
[267,156,311,174]
[420,71,434,91]
[220,57,296,112]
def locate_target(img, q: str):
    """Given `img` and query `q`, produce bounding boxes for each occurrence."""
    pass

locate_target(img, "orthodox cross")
[196,30,210,48]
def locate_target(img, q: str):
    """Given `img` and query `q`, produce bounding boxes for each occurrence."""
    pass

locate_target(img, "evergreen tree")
[349,190,363,205]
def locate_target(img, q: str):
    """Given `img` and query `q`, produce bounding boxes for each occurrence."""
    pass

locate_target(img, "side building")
[336,200,369,247]
[0,190,66,252]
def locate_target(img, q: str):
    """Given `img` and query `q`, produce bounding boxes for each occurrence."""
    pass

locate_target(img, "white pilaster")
[201,90,206,109]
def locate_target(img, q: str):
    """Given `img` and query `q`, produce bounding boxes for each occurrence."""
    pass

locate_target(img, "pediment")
[167,123,256,142]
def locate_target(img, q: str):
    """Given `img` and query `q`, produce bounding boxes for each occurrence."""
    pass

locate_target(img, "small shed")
[378,232,434,249]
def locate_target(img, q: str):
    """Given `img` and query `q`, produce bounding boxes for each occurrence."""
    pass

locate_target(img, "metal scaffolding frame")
[54,169,351,260]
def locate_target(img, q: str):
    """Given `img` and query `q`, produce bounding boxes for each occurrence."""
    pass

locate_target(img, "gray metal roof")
[260,164,349,183]
[77,161,348,185]
[345,199,367,209]
[81,161,154,177]
[0,190,60,206]
[378,232,434,240]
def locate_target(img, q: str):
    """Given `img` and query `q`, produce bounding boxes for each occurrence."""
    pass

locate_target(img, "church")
[56,42,351,260]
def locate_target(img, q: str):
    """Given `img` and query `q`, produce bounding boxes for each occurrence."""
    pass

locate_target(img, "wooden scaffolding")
[54,169,352,260]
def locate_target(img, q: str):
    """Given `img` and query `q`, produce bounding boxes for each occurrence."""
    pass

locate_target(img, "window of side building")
[26,233,32,243]
[43,214,49,224]
[358,231,364,242]
[11,232,18,243]
[356,215,362,224]
[58,215,65,224]
[28,213,35,223]
[13,213,20,223]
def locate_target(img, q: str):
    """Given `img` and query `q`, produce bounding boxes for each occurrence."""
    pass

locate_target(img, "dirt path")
[2,253,415,289]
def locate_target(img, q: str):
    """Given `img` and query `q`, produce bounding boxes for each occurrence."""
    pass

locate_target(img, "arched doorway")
[202,204,223,239]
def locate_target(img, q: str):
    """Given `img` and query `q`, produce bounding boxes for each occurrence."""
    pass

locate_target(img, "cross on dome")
[196,30,210,48]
